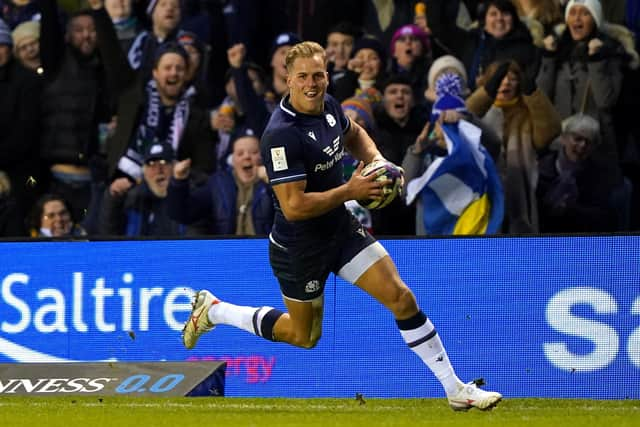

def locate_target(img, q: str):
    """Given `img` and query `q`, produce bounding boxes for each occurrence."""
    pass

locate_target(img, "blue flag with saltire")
[417,120,503,234]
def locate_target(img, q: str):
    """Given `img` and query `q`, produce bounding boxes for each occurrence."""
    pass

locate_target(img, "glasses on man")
[43,209,70,220]
[145,159,170,168]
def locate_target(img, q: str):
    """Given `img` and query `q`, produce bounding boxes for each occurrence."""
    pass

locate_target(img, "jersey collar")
[280,94,328,119]
[279,95,297,117]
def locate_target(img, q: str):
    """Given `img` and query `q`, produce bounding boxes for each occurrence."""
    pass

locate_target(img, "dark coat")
[39,0,109,167]
[0,57,42,214]
[370,105,426,235]
[0,195,26,237]
[98,182,184,236]
[536,148,617,232]
[167,171,274,235]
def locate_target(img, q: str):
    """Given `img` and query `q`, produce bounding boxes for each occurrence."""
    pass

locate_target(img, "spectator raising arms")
[468,60,561,233]
[332,34,388,103]
[38,0,112,224]
[325,21,359,89]
[167,128,274,236]
[104,0,141,54]
[127,0,183,82]
[90,0,215,192]
[209,42,272,170]
[536,0,639,190]
[268,32,301,100]
[427,0,541,89]
[98,142,185,236]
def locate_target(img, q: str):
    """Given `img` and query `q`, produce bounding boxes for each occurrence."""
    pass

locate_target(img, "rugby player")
[182,41,501,411]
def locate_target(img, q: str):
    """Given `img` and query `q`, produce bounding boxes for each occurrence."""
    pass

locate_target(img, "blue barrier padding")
[0,236,638,398]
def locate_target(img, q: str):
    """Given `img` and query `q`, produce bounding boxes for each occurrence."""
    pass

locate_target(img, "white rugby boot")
[182,290,219,349]
[447,381,502,411]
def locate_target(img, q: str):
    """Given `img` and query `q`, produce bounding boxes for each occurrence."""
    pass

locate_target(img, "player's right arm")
[272,170,381,221]
[262,129,384,222]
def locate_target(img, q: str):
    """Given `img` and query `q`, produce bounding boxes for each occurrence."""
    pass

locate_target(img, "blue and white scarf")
[118,79,195,180]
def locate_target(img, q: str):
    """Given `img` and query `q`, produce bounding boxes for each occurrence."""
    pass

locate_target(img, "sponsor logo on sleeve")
[270,147,288,172]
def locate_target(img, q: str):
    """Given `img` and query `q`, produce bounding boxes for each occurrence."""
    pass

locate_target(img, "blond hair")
[285,41,326,73]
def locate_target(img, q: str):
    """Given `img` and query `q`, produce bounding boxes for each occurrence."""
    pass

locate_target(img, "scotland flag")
[408,120,504,235]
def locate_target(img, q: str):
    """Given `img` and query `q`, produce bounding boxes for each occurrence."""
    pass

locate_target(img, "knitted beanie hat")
[390,24,429,55]
[342,96,375,133]
[565,0,603,28]
[428,55,467,92]
[12,20,40,50]
[351,35,387,67]
[430,72,468,123]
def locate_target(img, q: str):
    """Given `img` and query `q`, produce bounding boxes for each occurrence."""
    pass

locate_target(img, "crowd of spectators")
[0,0,638,238]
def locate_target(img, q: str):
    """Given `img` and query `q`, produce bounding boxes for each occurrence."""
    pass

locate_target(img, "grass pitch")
[0,397,638,426]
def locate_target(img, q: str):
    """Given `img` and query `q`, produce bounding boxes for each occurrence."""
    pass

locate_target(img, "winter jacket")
[98,182,184,237]
[467,87,561,233]
[370,105,426,235]
[39,0,109,167]
[0,57,41,212]
[167,171,274,235]
[536,23,639,187]
[537,148,617,232]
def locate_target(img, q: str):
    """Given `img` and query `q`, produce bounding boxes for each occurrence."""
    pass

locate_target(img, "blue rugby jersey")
[261,94,352,245]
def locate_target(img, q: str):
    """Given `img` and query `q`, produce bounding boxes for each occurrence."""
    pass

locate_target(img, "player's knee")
[288,332,321,349]
[302,335,321,349]
[387,285,418,318]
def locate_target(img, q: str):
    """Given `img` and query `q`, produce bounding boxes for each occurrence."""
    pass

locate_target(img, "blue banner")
[1,236,638,398]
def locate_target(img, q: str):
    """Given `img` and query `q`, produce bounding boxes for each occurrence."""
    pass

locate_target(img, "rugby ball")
[357,159,404,210]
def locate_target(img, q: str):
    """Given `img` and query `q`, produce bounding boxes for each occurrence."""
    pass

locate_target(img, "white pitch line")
[0,401,413,412]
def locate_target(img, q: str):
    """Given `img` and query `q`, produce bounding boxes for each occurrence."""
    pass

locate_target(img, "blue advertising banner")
[1,236,638,398]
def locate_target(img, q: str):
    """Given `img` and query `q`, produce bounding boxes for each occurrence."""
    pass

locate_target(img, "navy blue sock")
[252,307,284,341]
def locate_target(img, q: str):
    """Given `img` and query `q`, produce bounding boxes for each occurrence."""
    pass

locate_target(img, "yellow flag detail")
[453,193,491,235]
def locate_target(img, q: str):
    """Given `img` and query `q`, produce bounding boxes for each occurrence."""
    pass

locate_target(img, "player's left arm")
[343,118,384,165]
